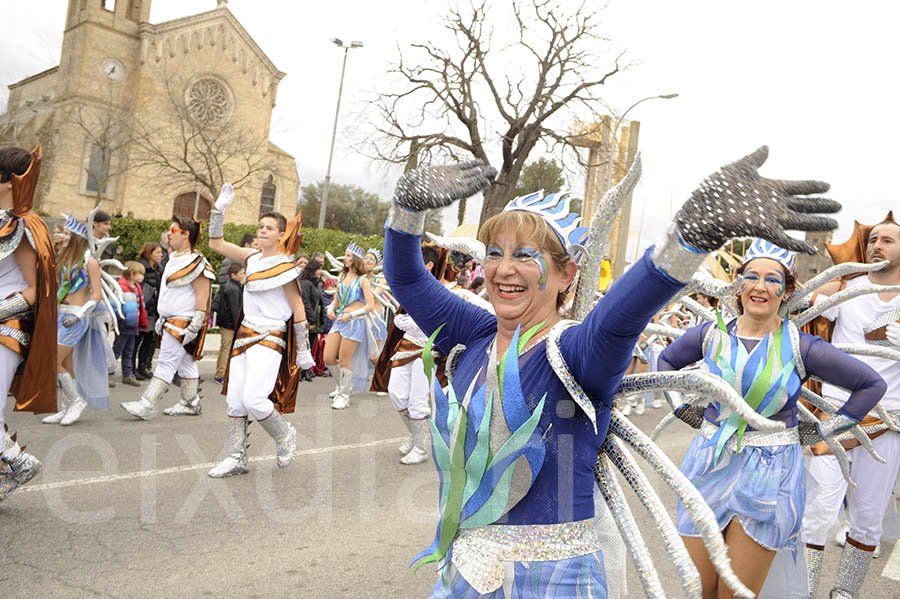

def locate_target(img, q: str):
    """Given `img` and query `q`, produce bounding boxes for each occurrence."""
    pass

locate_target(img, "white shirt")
[0,250,27,301]
[158,252,201,318]
[242,253,292,324]
[819,274,900,410]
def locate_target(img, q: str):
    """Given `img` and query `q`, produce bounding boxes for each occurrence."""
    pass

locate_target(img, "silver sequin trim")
[650,223,709,284]
[545,320,597,433]
[0,324,29,347]
[700,419,799,449]
[450,519,602,594]
[386,204,426,236]
[208,209,225,240]
[0,217,24,263]
[245,266,301,293]
[167,254,214,287]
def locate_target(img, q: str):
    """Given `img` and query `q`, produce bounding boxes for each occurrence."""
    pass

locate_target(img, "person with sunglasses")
[121,217,214,420]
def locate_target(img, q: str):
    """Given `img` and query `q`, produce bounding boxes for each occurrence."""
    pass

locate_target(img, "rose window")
[186,78,230,124]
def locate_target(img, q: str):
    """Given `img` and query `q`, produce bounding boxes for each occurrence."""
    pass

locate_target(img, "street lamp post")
[317,38,364,230]
[603,93,679,194]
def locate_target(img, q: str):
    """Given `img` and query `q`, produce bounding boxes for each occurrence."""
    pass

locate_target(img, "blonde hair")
[56,234,88,280]
[124,260,146,278]
[477,210,573,309]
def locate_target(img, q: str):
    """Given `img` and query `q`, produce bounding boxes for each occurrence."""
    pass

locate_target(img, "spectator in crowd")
[135,242,164,380]
[114,261,147,386]
[470,276,484,294]
[299,259,324,380]
[92,210,116,261]
[295,252,310,270]
[218,233,255,284]
[213,262,244,383]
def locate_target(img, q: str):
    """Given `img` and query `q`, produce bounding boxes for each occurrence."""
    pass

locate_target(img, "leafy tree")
[301,181,442,236]
[513,157,565,197]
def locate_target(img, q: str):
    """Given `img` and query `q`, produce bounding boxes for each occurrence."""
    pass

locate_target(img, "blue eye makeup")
[485,245,548,289]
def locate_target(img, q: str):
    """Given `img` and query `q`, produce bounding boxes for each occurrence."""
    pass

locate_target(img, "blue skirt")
[57,312,91,347]
[677,432,805,551]
[331,317,366,342]
[431,551,608,598]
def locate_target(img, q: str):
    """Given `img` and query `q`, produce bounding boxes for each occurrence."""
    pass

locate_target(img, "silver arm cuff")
[294,322,309,352]
[348,308,368,320]
[187,309,206,333]
[386,204,426,236]
[0,292,30,322]
[818,413,859,438]
[651,223,710,284]
[209,209,225,239]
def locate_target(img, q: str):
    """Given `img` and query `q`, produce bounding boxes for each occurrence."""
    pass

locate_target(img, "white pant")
[388,358,430,420]
[153,332,199,384]
[0,345,23,433]
[225,344,281,420]
[802,431,900,546]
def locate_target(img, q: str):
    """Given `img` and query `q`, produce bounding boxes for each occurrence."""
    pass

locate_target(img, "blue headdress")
[742,238,796,275]
[503,190,588,262]
[366,248,382,264]
[345,241,366,260]
[61,214,88,240]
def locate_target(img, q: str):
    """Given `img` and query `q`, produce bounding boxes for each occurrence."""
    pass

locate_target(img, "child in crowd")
[114,261,147,386]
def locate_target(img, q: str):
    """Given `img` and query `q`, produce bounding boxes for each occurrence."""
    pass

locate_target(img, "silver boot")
[163,378,202,416]
[807,545,824,599]
[120,376,168,420]
[327,364,341,398]
[258,410,297,468]
[42,374,72,424]
[400,418,429,465]
[208,417,249,478]
[830,540,874,598]
[398,411,414,455]
[0,433,41,501]
[331,366,353,409]
[58,372,87,426]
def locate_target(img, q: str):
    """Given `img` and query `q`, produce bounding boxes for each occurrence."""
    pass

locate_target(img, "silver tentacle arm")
[642,323,687,341]
[672,272,743,317]
[676,295,716,322]
[786,260,889,312]
[615,371,786,433]
[603,437,703,599]
[792,283,900,326]
[573,153,643,321]
[424,232,486,264]
[650,410,679,441]
[595,452,667,599]
[798,386,884,463]
[874,404,900,432]
[832,343,900,362]
[607,411,755,598]
[324,251,345,272]
[795,402,857,487]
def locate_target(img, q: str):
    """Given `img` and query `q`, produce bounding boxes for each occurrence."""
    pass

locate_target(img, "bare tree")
[365,0,624,224]
[127,69,272,207]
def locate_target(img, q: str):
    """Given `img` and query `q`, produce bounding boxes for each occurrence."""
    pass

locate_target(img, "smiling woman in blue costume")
[657,239,885,598]
[383,149,850,598]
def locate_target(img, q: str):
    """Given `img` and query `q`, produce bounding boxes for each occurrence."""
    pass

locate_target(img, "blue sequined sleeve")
[800,334,886,420]
[383,228,496,353]
[560,249,686,407]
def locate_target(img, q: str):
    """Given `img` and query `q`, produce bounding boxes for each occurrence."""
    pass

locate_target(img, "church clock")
[102,58,125,82]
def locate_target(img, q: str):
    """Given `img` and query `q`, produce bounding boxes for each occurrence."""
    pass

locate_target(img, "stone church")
[2,0,299,224]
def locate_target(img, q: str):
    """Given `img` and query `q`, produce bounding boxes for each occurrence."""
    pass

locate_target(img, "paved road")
[2,350,898,597]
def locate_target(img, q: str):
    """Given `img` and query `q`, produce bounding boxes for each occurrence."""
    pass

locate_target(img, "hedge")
[109,217,385,275]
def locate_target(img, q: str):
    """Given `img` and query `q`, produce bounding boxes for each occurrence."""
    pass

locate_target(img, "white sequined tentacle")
[676,295,716,323]
[602,437,703,598]
[798,387,886,464]
[615,371,786,433]
[785,260,889,312]
[642,323,686,341]
[792,283,900,326]
[832,343,900,362]
[650,410,680,441]
[594,452,666,599]
[608,412,755,599]
[795,401,857,487]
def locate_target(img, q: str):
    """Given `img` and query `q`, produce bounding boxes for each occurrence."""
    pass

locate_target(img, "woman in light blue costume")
[658,238,885,598]
[383,149,853,598]
[43,215,110,426]
[324,241,378,409]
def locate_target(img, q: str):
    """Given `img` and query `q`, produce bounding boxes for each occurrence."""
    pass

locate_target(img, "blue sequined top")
[658,320,885,427]
[57,262,89,303]
[335,276,364,315]
[384,228,684,524]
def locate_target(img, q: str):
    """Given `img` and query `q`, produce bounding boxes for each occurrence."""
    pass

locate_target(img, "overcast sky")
[3,0,899,251]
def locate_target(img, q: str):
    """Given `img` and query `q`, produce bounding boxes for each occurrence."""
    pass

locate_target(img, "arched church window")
[86,144,110,195]
[259,175,276,217]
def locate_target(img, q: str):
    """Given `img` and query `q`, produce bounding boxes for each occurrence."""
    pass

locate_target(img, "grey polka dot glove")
[392,160,498,211]
[675,146,840,254]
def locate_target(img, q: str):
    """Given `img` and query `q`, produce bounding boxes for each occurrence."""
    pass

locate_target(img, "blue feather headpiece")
[61,214,88,240]
[742,238,796,275]
[503,190,588,262]
[345,241,366,260]
[366,248,382,264]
